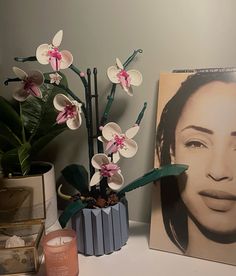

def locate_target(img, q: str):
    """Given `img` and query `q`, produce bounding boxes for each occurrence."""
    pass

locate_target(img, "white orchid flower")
[53,94,82,130]
[12,66,44,102]
[36,30,73,71]
[98,122,139,163]
[107,58,142,96]
[89,154,124,191]
[49,72,62,85]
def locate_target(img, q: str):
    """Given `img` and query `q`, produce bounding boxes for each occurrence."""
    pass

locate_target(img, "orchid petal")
[128,70,143,86]
[125,125,140,139]
[12,67,28,80]
[107,66,120,84]
[108,172,124,191]
[52,30,63,47]
[116,58,124,70]
[28,85,42,98]
[13,86,29,102]
[112,151,120,163]
[105,141,119,155]
[49,73,62,85]
[36,44,50,64]
[56,111,67,124]
[102,122,122,140]
[124,86,133,96]
[50,56,61,71]
[119,139,138,158]
[60,50,73,69]
[28,70,44,86]
[90,172,102,187]
[66,114,82,130]
[53,94,72,111]
[98,136,105,142]
[91,154,110,169]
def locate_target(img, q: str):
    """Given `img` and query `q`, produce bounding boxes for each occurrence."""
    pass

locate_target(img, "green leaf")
[1,143,31,176]
[0,121,22,149]
[0,96,22,138]
[30,125,66,157]
[117,164,188,195]
[21,73,69,155]
[61,164,89,195]
[59,200,87,228]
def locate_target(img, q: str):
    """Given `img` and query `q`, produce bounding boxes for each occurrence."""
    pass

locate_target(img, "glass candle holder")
[43,229,79,276]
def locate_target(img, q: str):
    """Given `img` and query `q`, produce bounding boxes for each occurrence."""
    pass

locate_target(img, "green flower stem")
[100,83,116,127]
[123,49,143,69]
[69,64,95,177]
[69,64,88,90]
[14,56,37,62]
[43,79,86,115]
[4,78,21,86]
[135,102,147,125]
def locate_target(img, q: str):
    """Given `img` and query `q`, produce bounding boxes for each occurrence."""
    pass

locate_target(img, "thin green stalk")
[69,64,88,89]
[14,56,37,62]
[135,102,147,125]
[4,78,21,86]
[69,64,95,178]
[100,84,116,127]
[123,49,143,69]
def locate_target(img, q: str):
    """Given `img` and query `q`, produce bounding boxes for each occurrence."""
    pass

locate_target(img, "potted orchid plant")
[1,30,188,255]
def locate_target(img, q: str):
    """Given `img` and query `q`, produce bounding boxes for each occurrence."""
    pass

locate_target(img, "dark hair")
[156,70,236,252]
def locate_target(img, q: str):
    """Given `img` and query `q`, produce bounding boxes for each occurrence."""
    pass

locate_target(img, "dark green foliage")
[59,200,88,228]
[1,143,31,176]
[61,164,89,195]
[118,164,188,196]
[0,73,69,176]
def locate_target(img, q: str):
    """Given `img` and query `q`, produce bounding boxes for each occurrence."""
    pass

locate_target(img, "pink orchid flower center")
[63,104,77,119]
[56,104,77,124]
[100,163,119,178]
[114,134,125,148]
[117,69,131,88]
[48,48,62,60]
[23,80,35,92]
[22,79,41,98]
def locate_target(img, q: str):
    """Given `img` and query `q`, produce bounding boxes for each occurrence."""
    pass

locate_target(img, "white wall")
[1,0,236,222]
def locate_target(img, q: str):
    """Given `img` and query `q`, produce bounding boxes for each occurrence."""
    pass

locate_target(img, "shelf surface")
[20,221,236,276]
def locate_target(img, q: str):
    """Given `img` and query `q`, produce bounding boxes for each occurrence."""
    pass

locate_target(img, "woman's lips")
[199,190,236,212]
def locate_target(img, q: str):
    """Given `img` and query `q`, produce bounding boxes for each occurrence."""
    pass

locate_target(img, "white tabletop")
[33,221,236,276]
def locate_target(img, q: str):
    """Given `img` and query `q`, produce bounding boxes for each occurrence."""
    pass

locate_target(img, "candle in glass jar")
[43,229,79,276]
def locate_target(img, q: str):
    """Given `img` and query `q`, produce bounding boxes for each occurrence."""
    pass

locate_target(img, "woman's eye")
[185,141,207,149]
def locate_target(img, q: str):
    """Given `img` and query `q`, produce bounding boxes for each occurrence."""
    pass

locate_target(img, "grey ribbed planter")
[72,200,129,256]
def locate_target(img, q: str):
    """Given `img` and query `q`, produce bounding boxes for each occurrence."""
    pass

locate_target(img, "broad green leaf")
[117,164,188,196]
[1,143,31,176]
[0,96,22,138]
[59,200,87,228]
[22,73,69,148]
[61,164,89,195]
[30,125,67,157]
[0,121,22,149]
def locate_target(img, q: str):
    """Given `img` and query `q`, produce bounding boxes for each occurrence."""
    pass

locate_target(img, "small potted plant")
[2,30,188,254]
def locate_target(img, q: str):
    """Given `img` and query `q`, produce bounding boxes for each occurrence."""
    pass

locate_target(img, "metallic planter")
[72,200,129,256]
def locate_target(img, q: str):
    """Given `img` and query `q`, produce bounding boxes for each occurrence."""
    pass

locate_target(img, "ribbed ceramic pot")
[72,199,129,256]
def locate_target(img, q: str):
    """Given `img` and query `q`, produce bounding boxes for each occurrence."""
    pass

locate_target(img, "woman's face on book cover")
[172,81,236,234]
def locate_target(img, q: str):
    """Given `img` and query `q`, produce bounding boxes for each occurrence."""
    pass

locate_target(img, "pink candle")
[43,229,79,276]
